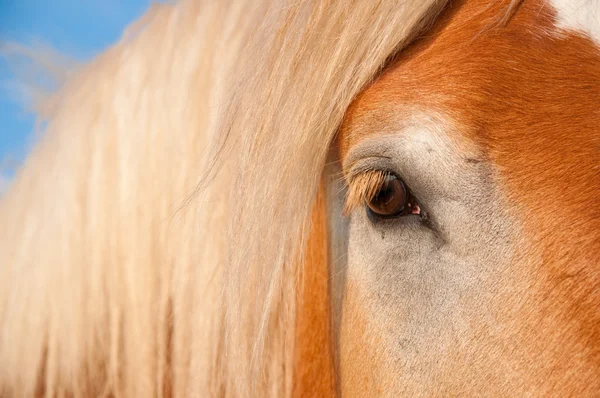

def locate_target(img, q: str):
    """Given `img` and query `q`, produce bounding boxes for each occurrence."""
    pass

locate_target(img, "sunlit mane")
[0,0,448,396]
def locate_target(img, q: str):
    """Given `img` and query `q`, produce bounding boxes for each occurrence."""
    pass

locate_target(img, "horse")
[1,0,599,396]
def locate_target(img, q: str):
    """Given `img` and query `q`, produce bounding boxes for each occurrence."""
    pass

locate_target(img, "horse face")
[333,0,600,394]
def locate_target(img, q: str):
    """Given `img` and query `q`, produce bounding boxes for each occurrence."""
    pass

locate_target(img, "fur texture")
[5,0,595,395]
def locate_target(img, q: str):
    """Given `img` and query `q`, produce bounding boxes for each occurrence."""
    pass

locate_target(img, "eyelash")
[363,172,422,220]
[344,168,424,219]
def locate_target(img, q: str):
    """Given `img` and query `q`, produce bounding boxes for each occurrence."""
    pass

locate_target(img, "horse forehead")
[341,0,600,150]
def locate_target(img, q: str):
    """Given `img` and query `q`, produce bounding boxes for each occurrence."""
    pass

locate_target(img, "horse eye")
[366,174,411,218]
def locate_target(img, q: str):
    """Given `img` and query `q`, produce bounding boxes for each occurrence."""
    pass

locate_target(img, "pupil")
[376,184,394,206]
[369,176,407,216]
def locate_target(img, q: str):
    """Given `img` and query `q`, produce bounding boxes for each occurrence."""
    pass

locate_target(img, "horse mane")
[0,0,447,396]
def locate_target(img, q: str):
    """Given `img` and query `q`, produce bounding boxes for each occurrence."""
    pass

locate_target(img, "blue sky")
[0,0,152,192]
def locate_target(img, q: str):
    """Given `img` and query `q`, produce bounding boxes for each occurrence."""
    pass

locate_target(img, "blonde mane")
[0,0,447,396]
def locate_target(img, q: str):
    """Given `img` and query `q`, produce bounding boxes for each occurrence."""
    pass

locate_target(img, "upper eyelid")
[342,140,432,203]
[341,135,398,172]
[344,155,394,183]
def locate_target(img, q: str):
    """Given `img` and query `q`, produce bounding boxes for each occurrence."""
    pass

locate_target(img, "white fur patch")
[550,0,600,43]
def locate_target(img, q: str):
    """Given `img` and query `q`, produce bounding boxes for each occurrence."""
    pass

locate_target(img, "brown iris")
[366,174,408,218]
